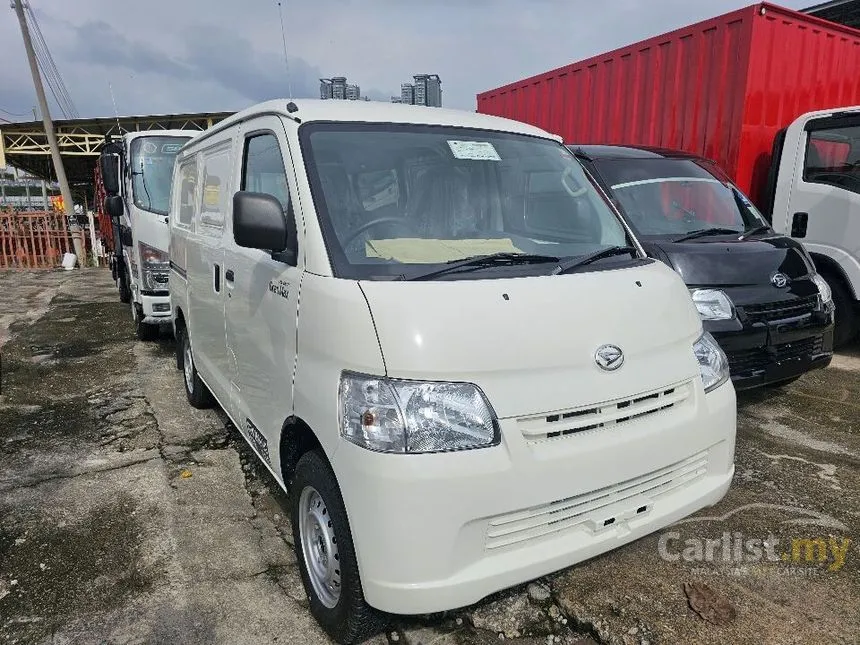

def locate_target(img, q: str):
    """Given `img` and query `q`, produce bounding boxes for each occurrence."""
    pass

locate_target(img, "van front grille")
[740,295,818,324]
[727,335,822,374]
[485,449,709,550]
[516,380,693,442]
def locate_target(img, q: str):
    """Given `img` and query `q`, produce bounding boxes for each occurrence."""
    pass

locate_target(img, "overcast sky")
[1,0,809,122]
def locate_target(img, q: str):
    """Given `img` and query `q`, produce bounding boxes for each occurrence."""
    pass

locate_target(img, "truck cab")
[99,130,196,339]
[764,106,860,347]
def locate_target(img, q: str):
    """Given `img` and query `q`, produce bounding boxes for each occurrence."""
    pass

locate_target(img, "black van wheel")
[178,326,214,409]
[291,450,385,644]
[828,276,859,349]
[118,267,131,304]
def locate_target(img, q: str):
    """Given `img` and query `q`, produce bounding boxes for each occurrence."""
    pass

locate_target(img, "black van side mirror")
[105,194,123,219]
[233,191,288,252]
[100,154,120,195]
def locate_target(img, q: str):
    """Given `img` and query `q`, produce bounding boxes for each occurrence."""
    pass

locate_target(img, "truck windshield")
[129,136,191,215]
[300,123,632,280]
[595,158,767,238]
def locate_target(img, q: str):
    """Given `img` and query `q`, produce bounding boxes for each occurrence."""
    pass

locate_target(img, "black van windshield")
[594,158,768,238]
[300,122,634,280]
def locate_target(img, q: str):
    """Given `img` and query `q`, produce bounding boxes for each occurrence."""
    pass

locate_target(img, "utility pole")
[12,0,83,260]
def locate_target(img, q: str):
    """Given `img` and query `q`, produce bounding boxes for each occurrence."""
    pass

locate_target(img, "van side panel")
[291,273,386,463]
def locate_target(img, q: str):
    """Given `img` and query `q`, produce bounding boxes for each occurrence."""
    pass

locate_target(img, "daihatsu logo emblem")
[595,344,624,371]
[771,272,789,288]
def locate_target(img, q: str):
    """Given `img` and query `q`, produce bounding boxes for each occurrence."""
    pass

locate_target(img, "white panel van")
[168,99,736,644]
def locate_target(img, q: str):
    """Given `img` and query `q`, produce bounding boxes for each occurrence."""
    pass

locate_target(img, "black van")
[570,145,834,390]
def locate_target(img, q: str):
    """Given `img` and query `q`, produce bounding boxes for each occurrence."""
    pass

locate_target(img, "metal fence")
[0,209,73,268]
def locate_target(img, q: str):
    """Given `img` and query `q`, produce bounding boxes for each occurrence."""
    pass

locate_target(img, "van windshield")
[594,158,767,238]
[129,135,191,216]
[300,123,633,280]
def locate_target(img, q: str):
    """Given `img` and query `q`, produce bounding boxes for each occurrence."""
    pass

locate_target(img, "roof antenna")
[277,1,293,99]
[108,80,123,135]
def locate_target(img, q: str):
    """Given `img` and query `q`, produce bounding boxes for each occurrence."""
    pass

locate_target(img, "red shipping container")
[476,2,860,206]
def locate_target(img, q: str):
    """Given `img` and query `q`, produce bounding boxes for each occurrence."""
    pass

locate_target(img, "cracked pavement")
[1,269,858,645]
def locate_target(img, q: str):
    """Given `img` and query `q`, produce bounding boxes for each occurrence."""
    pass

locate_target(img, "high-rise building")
[400,83,415,105]
[413,74,442,107]
[346,84,361,100]
[331,77,347,100]
[319,79,333,100]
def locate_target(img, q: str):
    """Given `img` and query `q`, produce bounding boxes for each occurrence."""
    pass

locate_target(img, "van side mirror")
[233,191,288,252]
[100,155,120,195]
[105,194,123,219]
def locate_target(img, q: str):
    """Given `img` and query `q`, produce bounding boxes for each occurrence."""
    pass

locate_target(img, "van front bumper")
[331,380,736,615]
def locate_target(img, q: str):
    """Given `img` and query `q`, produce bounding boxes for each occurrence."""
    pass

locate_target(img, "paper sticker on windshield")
[447,140,501,161]
[161,143,183,154]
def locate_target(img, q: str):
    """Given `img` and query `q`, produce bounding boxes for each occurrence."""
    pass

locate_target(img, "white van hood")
[359,261,703,419]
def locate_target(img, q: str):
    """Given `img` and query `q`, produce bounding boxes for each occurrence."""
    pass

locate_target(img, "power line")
[22,2,79,119]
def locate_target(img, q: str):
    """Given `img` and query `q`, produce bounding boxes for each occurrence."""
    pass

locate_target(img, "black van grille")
[727,335,823,374]
[741,295,818,324]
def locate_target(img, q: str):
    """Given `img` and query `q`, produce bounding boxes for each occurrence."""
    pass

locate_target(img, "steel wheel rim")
[183,337,194,394]
[298,485,341,608]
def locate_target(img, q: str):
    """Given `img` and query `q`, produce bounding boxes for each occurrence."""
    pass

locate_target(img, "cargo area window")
[175,158,198,230]
[804,124,860,195]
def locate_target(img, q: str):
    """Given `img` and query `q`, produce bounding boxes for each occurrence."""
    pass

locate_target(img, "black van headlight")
[811,273,833,308]
[693,331,730,393]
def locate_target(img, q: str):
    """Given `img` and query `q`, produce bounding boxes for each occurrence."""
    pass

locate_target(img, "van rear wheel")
[828,276,859,348]
[178,326,214,409]
[291,450,385,644]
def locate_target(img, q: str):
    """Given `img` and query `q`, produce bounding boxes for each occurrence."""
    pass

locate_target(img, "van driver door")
[224,116,301,472]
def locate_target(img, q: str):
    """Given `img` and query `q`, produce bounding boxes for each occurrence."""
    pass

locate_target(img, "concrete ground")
[1,268,857,645]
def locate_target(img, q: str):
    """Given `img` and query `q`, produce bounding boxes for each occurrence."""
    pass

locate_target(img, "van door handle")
[225,269,235,283]
[791,212,808,238]
[213,264,221,293]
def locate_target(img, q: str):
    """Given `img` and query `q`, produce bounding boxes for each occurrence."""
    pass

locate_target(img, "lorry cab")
[571,144,835,391]
[99,130,197,340]
[763,106,860,347]
[169,99,736,644]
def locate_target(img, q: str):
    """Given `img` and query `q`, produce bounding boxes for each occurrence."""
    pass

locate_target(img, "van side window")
[242,134,291,210]
[804,125,860,195]
[199,147,231,231]
[176,158,198,230]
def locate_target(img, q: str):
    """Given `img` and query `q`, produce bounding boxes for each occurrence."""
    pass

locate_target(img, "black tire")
[827,275,859,349]
[178,325,214,409]
[132,302,159,341]
[291,450,386,644]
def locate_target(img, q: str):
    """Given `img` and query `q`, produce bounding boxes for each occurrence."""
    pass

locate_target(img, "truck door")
[786,113,860,296]
[224,117,301,471]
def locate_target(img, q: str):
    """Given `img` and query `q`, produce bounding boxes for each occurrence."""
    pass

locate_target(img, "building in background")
[320,76,366,100]
[392,75,442,107]
[802,0,860,28]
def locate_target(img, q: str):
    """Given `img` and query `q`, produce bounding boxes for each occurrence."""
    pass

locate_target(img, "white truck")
[99,130,196,339]
[765,105,860,347]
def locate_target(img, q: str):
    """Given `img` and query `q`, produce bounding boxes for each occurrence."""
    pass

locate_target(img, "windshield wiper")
[738,224,772,240]
[673,227,742,242]
[405,252,559,281]
[551,245,638,275]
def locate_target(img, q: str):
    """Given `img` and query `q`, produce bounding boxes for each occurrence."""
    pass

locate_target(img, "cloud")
[0,0,812,121]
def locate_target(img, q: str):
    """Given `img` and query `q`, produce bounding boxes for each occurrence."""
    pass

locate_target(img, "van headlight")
[338,372,499,453]
[693,331,730,393]
[811,273,833,306]
[689,289,734,320]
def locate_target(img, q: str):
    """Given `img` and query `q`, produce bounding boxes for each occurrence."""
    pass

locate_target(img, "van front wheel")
[291,450,385,644]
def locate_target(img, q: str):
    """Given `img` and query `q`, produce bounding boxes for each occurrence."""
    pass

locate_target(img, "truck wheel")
[132,302,159,341]
[178,326,214,409]
[291,450,386,644]
[828,277,859,348]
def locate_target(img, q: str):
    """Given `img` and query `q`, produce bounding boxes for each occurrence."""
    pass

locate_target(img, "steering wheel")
[343,216,412,249]
[561,166,589,198]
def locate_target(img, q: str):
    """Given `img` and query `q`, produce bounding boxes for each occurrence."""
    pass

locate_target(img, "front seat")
[404,165,478,238]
